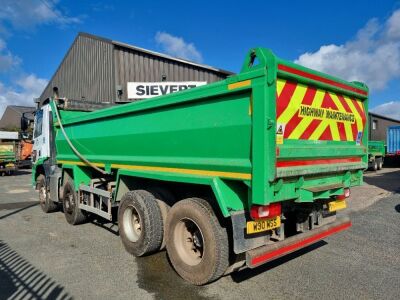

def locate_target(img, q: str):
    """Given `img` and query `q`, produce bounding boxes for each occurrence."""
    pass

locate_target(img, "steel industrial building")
[369,112,400,142]
[0,106,35,130]
[39,32,232,105]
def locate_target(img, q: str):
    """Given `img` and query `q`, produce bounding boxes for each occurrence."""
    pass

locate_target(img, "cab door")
[32,105,51,163]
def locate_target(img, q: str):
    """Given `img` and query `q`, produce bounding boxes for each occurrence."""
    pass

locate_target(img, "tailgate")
[275,62,368,178]
[368,141,385,155]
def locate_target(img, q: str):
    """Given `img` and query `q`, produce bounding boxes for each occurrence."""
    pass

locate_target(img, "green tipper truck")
[368,140,385,171]
[30,48,368,285]
[0,143,17,175]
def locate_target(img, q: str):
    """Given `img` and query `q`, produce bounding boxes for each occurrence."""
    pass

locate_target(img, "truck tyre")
[377,157,383,170]
[62,181,87,225]
[372,160,378,171]
[156,200,170,250]
[118,190,163,256]
[37,175,58,213]
[146,186,175,250]
[166,198,229,285]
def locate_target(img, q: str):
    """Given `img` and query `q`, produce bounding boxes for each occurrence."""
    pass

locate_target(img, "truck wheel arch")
[33,165,45,189]
[60,165,92,191]
[114,170,248,219]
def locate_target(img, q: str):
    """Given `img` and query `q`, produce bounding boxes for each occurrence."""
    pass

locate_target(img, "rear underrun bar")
[246,217,351,268]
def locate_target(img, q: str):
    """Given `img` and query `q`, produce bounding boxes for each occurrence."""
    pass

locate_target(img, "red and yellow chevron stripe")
[276,79,366,142]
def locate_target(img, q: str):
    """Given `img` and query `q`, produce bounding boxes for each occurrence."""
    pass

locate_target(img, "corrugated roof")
[39,32,233,103]
[369,111,400,123]
[77,32,234,75]
[7,106,35,114]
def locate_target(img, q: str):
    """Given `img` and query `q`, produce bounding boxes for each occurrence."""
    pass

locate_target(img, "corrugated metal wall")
[113,45,227,102]
[40,34,115,104]
[40,33,230,104]
[387,126,400,153]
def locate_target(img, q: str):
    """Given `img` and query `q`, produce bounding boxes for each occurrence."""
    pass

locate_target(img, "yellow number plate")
[328,200,347,212]
[246,216,281,234]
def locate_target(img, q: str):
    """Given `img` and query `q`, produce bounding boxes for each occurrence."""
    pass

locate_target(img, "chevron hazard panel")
[276,79,366,142]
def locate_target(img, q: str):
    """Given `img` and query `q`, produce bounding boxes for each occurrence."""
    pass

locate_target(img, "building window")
[372,120,377,130]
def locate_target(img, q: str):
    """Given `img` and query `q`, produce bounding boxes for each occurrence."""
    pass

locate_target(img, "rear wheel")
[37,175,58,213]
[62,181,87,225]
[372,160,378,171]
[166,198,229,285]
[146,186,175,250]
[118,190,163,256]
[377,157,383,170]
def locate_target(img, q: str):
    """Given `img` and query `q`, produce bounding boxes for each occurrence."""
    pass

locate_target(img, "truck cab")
[32,104,51,165]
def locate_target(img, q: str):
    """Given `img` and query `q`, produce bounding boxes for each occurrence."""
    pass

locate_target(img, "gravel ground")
[0,169,399,300]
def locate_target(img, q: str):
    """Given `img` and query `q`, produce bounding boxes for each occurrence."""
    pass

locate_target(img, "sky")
[0,0,400,118]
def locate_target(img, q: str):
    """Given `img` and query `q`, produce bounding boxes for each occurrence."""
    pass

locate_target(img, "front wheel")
[37,175,58,213]
[166,198,229,285]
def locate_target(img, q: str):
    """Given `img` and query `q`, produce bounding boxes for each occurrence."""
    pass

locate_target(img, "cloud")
[155,32,203,63]
[0,38,21,71]
[0,1,78,117]
[386,10,400,39]
[0,0,81,31]
[295,9,400,90]
[371,101,400,120]
[0,74,48,117]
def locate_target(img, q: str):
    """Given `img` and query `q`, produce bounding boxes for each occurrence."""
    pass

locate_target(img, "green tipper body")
[0,143,16,164]
[368,140,385,157]
[49,47,369,217]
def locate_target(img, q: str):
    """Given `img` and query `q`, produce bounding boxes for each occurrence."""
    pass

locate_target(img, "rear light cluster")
[335,188,350,201]
[250,203,281,220]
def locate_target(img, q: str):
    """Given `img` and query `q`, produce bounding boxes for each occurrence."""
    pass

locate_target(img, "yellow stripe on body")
[228,80,251,90]
[343,96,363,133]
[57,160,105,167]
[111,164,251,180]
[277,83,308,124]
[329,93,354,141]
[276,79,286,98]
[57,160,251,180]
[288,89,325,139]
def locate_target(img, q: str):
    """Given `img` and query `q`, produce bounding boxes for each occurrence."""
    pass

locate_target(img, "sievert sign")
[127,81,207,99]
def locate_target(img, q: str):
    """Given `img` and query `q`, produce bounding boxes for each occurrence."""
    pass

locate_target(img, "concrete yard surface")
[0,169,399,300]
